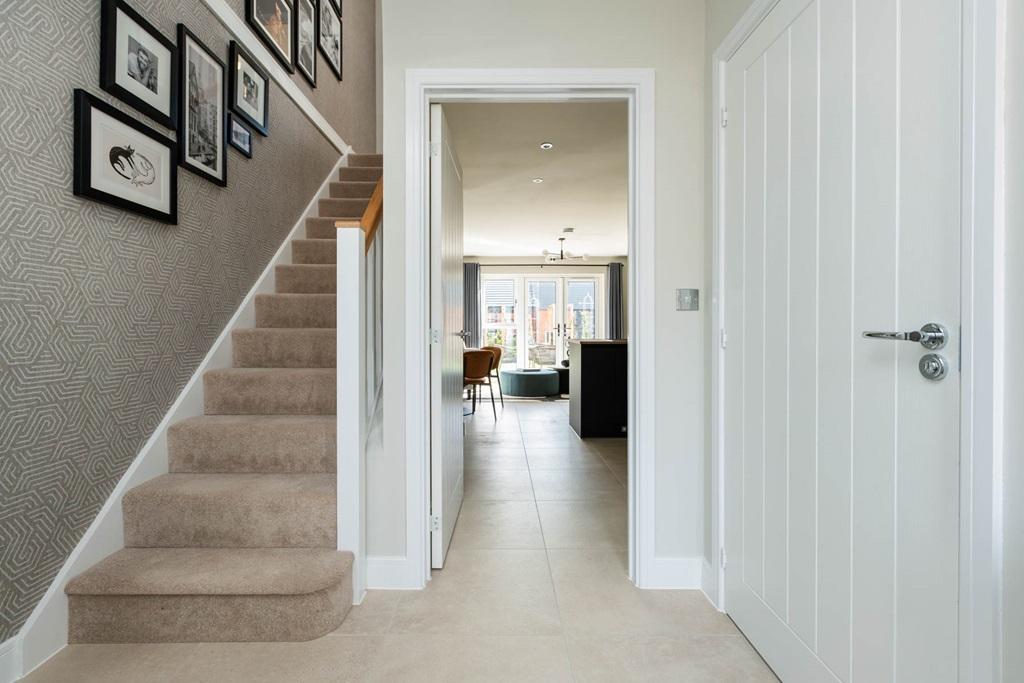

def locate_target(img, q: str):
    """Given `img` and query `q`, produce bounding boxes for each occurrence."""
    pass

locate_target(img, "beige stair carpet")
[64,154,382,644]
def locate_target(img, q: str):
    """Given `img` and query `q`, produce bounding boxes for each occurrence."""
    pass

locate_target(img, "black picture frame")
[228,114,254,158]
[329,0,341,15]
[177,24,228,187]
[229,41,270,136]
[73,88,178,224]
[317,0,342,81]
[294,0,317,88]
[246,0,295,73]
[99,0,179,129]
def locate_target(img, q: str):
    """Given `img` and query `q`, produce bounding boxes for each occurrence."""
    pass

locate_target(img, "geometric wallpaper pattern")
[0,0,371,641]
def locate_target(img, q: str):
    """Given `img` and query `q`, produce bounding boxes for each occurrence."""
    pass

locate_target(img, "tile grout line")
[515,402,579,682]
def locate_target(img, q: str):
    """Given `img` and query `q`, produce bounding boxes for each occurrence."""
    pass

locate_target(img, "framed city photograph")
[228,114,253,158]
[247,0,294,73]
[178,24,227,186]
[100,0,178,129]
[73,89,178,224]
[294,0,317,87]
[229,41,270,136]
[318,0,342,80]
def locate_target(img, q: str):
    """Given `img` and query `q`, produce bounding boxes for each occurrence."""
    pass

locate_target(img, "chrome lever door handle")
[862,322,947,350]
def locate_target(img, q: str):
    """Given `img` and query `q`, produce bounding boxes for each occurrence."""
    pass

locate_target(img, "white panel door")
[722,0,961,681]
[430,103,465,569]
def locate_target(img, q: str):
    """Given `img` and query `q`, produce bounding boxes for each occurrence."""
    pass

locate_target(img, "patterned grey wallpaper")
[0,0,374,641]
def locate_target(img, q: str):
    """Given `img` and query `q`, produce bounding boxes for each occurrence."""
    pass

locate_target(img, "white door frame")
[404,68,658,587]
[708,1,1007,681]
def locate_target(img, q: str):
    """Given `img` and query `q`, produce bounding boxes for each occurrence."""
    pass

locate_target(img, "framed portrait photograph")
[73,89,178,224]
[294,0,317,87]
[318,0,342,80]
[178,24,227,186]
[247,0,294,73]
[100,0,178,129]
[229,114,253,158]
[229,41,270,136]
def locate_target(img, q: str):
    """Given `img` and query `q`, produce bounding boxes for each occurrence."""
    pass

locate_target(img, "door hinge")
[429,141,440,158]
[720,107,729,128]
[430,514,441,533]
[720,329,728,349]
[720,547,728,571]
[430,328,440,344]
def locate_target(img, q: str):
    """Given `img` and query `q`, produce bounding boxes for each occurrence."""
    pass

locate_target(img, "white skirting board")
[642,556,704,591]
[0,638,20,683]
[8,155,349,682]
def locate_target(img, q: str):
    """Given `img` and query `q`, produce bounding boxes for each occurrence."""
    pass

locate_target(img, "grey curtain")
[606,262,624,339]
[463,263,481,347]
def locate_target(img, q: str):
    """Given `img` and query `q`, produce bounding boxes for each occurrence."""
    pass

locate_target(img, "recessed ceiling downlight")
[540,142,554,150]
[532,177,544,183]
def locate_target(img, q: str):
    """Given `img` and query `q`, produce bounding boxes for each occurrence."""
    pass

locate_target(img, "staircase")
[64,154,383,643]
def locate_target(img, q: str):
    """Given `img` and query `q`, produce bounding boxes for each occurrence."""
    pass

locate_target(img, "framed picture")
[73,89,178,224]
[228,114,254,158]
[294,0,317,87]
[247,0,294,73]
[100,0,178,129]
[178,25,227,186]
[318,0,342,80]
[229,42,270,136]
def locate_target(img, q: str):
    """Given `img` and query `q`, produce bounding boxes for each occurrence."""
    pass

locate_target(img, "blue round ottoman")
[499,368,559,397]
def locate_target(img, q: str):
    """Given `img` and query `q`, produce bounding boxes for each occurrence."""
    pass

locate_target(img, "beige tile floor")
[24,399,777,682]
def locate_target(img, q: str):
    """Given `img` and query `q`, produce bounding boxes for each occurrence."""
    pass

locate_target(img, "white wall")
[1003,0,1023,676]
[378,0,707,562]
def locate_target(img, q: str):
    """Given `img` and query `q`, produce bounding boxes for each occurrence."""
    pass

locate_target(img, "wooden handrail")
[361,178,383,253]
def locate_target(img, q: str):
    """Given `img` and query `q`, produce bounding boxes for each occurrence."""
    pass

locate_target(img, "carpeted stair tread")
[346,154,382,167]
[338,166,381,182]
[66,547,352,596]
[232,328,336,368]
[305,217,360,239]
[255,293,336,328]
[204,368,336,415]
[275,264,336,294]
[123,473,335,548]
[319,197,370,217]
[292,238,337,264]
[329,181,378,198]
[168,415,336,473]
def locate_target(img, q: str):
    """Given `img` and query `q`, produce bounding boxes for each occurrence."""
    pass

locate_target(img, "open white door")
[429,103,465,569]
[722,1,961,681]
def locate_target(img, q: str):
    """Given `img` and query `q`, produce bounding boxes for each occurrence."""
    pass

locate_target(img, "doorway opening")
[405,70,657,588]
[430,100,630,572]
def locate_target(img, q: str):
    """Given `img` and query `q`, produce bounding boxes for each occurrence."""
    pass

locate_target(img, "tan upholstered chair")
[481,345,505,407]
[463,349,497,418]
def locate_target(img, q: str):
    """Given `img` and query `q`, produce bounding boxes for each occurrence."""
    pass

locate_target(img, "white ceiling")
[443,102,629,257]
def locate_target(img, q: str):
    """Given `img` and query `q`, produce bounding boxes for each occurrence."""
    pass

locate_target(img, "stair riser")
[346,154,383,168]
[232,329,336,368]
[292,239,337,264]
[305,218,340,239]
[276,265,336,294]
[255,294,336,328]
[204,370,336,415]
[338,167,381,182]
[319,198,369,218]
[123,480,335,548]
[329,181,377,199]
[69,575,350,643]
[169,418,336,474]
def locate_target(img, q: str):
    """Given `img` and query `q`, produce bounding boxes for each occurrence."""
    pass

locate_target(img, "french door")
[721,0,961,681]
[483,275,602,368]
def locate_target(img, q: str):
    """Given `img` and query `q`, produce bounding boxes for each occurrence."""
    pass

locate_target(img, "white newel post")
[337,227,367,602]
